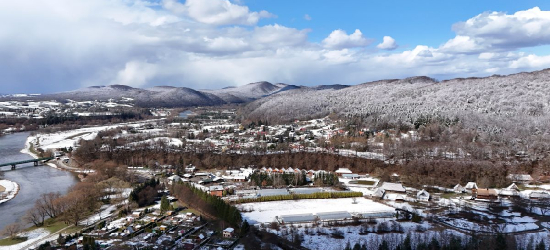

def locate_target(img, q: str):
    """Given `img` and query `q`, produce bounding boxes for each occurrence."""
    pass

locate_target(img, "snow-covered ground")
[237,198,394,224]
[0,179,19,204]
[24,119,164,151]
[0,228,49,250]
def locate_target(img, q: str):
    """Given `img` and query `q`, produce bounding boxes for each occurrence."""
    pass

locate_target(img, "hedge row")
[234,191,364,204]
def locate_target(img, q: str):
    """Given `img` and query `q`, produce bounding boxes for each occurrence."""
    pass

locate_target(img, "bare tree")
[23,208,43,227]
[1,223,21,239]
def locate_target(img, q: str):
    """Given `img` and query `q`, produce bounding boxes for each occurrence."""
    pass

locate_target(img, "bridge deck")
[0,157,54,167]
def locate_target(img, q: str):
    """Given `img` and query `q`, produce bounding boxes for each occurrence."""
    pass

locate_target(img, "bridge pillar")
[11,164,15,170]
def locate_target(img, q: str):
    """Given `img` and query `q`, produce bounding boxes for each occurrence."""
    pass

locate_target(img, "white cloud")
[510,54,550,69]
[304,14,312,21]
[113,60,158,87]
[162,0,274,26]
[322,29,372,49]
[376,36,398,50]
[252,24,309,48]
[442,7,550,54]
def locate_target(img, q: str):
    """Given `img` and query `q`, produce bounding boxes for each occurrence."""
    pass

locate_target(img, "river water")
[0,132,78,230]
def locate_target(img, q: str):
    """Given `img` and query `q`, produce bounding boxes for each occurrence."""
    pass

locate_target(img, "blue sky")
[249,1,550,48]
[2,0,550,93]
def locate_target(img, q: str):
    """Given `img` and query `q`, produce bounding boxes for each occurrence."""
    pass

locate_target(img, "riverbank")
[0,180,19,205]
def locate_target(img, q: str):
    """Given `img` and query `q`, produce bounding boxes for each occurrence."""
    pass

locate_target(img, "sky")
[3,0,550,94]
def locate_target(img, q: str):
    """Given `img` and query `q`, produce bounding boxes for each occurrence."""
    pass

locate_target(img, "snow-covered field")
[0,180,19,204]
[24,119,164,151]
[237,198,394,224]
[0,228,49,250]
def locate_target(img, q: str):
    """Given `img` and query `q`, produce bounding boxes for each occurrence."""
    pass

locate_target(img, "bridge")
[0,157,55,170]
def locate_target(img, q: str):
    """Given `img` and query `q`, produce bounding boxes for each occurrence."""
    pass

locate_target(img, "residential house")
[507,174,533,184]
[476,188,498,200]
[499,183,520,197]
[417,189,430,201]
[335,168,352,176]
[223,228,235,238]
[530,191,550,200]
[464,182,478,194]
[167,175,182,185]
[209,186,224,197]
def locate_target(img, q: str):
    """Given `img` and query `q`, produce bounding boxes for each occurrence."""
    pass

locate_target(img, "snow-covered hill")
[24,82,293,107]
[243,70,550,138]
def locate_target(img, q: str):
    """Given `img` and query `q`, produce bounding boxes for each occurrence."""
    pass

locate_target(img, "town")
[1,105,549,250]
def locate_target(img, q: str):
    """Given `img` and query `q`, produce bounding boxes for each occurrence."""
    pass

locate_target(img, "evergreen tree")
[379,240,390,250]
[536,240,546,250]
[160,195,170,214]
[495,234,507,250]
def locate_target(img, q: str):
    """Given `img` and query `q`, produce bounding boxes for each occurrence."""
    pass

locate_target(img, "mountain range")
[1,81,350,108]
[3,69,550,139]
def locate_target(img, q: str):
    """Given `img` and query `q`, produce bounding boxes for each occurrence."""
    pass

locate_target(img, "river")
[0,132,78,230]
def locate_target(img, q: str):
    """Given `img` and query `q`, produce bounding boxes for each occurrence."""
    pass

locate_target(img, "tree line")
[171,182,242,228]
[234,191,364,204]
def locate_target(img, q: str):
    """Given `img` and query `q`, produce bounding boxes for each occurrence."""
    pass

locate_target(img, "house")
[233,175,247,182]
[499,183,520,197]
[453,184,466,193]
[335,168,352,176]
[209,185,224,197]
[476,188,498,200]
[507,174,533,184]
[167,175,182,185]
[464,182,478,193]
[185,165,196,173]
[529,191,550,200]
[417,189,430,201]
[379,182,406,193]
[223,228,235,238]
[371,188,385,199]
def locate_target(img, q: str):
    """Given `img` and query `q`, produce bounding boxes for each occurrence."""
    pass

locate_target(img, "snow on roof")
[279,213,316,223]
[167,175,181,180]
[257,189,289,197]
[379,182,406,192]
[465,182,478,189]
[291,188,322,194]
[507,174,533,181]
[316,211,352,221]
[417,189,429,197]
[505,183,519,191]
[209,185,224,191]
[335,168,352,174]
[223,228,234,233]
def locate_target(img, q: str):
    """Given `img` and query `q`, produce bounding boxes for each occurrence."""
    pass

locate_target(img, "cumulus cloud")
[304,14,312,21]
[510,54,550,69]
[162,0,274,26]
[322,29,372,49]
[442,7,550,53]
[376,36,398,50]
